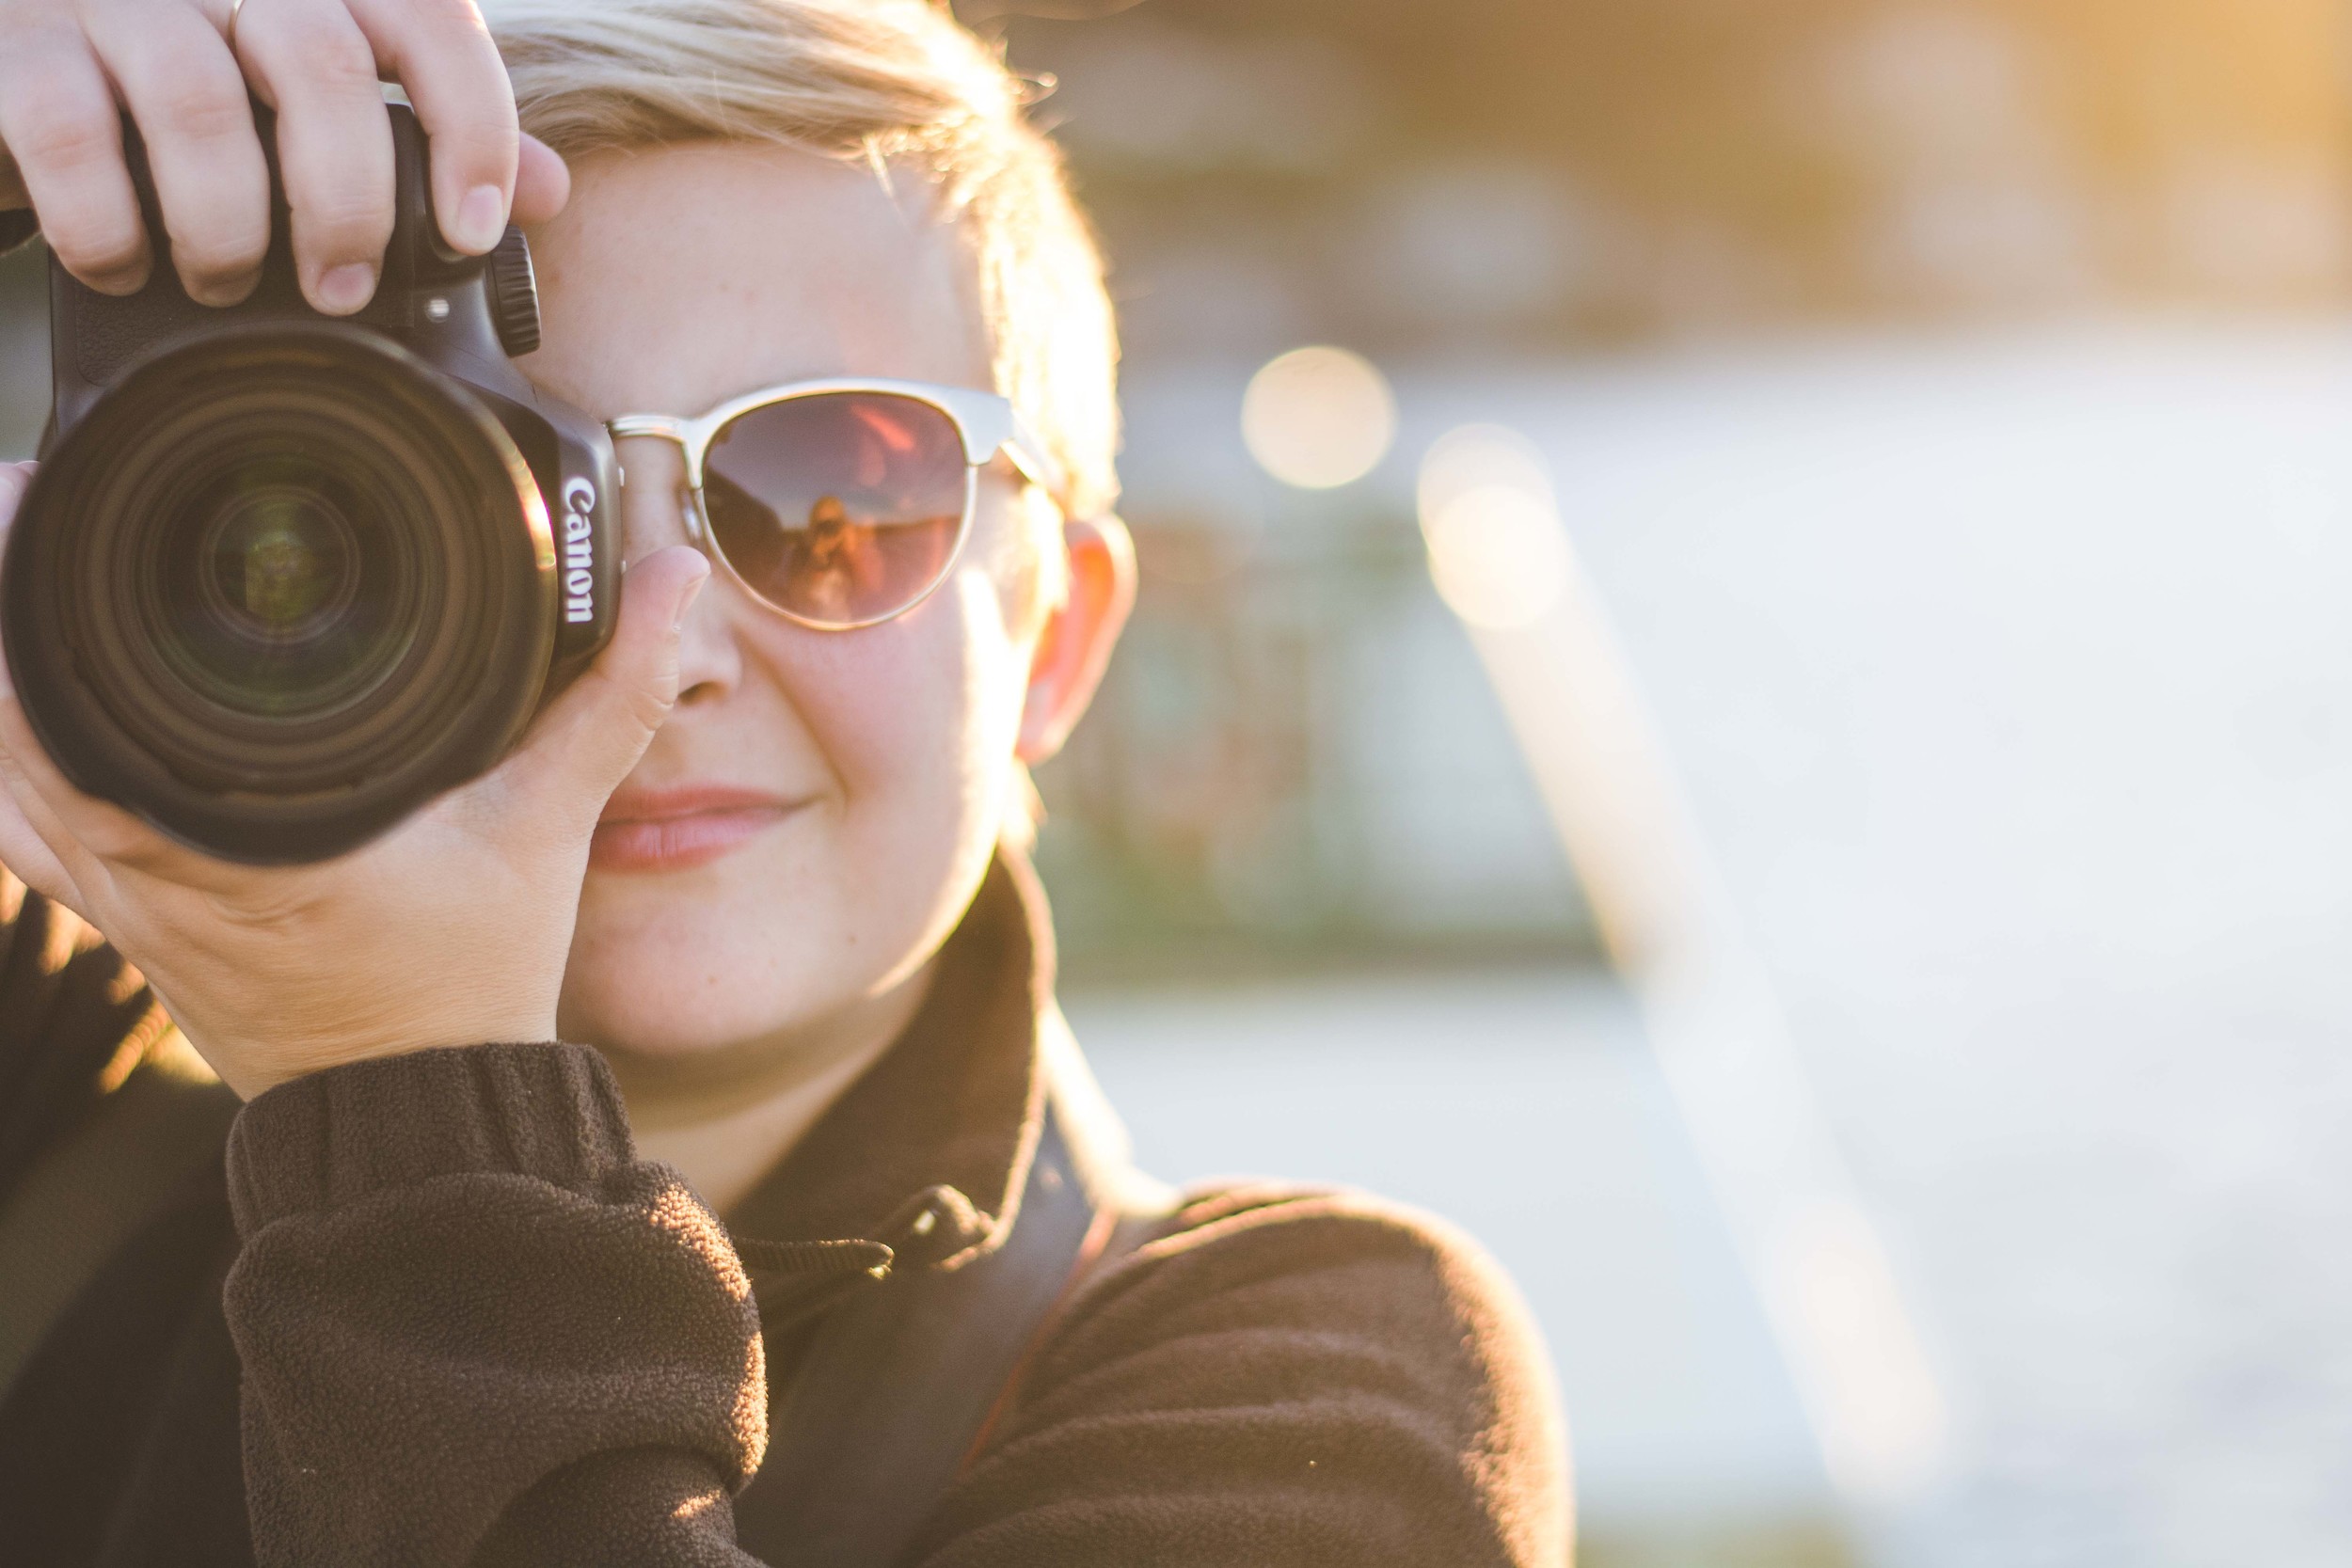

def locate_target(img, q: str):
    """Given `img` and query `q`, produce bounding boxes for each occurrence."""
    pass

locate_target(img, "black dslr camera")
[3,103,619,863]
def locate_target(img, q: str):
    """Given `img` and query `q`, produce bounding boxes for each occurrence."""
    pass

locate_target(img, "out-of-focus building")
[1003,0,2352,353]
[984,0,2352,982]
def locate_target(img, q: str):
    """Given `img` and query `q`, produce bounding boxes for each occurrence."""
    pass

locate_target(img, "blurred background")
[11,2,2352,1561]
[993,3,2352,1566]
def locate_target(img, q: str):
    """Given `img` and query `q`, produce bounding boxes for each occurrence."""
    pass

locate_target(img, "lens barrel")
[3,325,560,863]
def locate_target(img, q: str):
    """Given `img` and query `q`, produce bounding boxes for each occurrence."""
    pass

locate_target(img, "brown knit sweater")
[0,857,1571,1565]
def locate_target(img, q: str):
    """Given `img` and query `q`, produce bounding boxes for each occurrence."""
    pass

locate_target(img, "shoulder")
[1082,1182,1565,1483]
[1087,1180,1556,1396]
[922,1180,1571,1568]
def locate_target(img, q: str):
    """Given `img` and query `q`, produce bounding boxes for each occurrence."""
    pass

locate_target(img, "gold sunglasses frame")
[608,378,1067,631]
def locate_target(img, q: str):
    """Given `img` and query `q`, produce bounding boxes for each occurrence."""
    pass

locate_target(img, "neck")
[598,961,938,1215]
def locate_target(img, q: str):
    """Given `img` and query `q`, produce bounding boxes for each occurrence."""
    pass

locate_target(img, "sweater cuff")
[227,1042,636,1239]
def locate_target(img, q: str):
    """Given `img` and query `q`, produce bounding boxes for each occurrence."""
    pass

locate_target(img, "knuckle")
[255,14,377,90]
[145,73,251,147]
[158,200,267,281]
[574,665,665,744]
[278,139,390,227]
[281,175,390,244]
[288,187,388,247]
[417,98,516,167]
[309,34,382,96]
[79,812,157,865]
[6,80,117,172]
[625,693,671,735]
[618,678,675,736]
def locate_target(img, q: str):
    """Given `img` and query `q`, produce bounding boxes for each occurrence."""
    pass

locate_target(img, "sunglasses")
[609,378,1067,630]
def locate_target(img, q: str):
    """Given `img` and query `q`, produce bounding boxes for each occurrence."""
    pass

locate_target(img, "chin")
[558,884,899,1062]
[557,971,771,1059]
[558,905,798,1057]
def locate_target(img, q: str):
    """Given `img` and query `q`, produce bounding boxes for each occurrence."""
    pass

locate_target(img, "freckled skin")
[525,145,1041,1111]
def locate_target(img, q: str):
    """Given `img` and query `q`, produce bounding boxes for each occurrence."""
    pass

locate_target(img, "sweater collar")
[723,849,1117,1272]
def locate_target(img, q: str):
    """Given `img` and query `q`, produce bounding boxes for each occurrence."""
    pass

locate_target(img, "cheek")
[763,565,1030,838]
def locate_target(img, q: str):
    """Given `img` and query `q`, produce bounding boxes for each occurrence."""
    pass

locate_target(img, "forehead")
[523,142,995,420]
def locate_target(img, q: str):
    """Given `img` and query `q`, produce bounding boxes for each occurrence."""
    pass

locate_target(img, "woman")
[0,1,1569,1562]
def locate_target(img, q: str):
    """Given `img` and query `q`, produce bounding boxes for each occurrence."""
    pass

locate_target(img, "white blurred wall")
[1118,324,2352,1565]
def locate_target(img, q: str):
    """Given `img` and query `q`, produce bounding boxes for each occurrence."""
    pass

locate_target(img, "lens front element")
[208,482,357,643]
[157,459,391,717]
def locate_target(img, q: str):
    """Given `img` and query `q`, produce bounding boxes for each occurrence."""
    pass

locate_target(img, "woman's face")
[525,142,1053,1066]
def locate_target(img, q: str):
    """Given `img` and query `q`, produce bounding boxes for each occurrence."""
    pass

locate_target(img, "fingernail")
[190,271,261,309]
[452,183,507,254]
[316,262,377,314]
[87,261,151,296]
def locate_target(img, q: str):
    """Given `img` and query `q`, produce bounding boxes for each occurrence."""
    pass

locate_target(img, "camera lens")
[4,325,560,863]
[154,457,385,716]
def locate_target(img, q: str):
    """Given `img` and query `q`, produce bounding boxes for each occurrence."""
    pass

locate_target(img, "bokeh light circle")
[1241,346,1397,489]
[1417,424,1571,629]
[1417,423,1554,521]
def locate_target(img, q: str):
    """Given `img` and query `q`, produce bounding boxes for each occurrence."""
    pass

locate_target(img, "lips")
[591,785,802,874]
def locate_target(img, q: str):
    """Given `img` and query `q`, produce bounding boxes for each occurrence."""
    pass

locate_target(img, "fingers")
[0,705,94,913]
[0,784,83,914]
[494,547,710,833]
[0,23,150,293]
[512,134,569,228]
[0,669,207,887]
[82,0,268,306]
[345,0,516,255]
[229,0,395,313]
[1,0,527,314]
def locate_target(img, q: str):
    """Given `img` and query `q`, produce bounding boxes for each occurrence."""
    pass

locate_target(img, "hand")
[0,463,709,1100]
[0,0,568,315]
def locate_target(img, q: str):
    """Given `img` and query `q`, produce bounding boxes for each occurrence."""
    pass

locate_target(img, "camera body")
[5,103,620,863]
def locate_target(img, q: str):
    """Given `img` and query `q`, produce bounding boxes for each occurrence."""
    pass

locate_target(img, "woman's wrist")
[185,989,565,1101]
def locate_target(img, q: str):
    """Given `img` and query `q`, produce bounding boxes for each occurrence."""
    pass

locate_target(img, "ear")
[1017,515,1136,764]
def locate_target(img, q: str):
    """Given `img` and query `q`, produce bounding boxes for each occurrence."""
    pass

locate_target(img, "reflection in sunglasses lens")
[704,393,968,626]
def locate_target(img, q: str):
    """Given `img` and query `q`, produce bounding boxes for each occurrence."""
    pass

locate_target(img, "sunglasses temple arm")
[999,420,1069,508]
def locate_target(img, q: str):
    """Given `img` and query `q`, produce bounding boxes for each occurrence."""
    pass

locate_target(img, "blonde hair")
[479,0,1120,526]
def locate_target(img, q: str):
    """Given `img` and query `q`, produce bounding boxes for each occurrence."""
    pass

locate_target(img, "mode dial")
[486,227,542,357]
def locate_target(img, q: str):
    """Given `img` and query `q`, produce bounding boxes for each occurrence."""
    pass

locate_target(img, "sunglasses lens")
[702,392,970,626]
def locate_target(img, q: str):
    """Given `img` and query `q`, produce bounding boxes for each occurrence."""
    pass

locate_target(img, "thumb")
[498,546,710,825]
